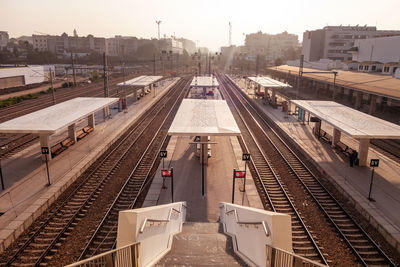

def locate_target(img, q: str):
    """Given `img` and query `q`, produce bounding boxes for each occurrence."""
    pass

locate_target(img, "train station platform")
[0,78,180,252]
[143,93,263,222]
[231,75,400,253]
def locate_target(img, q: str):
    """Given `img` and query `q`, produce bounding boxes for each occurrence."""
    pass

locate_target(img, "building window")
[383,66,390,72]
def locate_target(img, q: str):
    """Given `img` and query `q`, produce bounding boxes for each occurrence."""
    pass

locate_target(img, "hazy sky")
[1,0,400,51]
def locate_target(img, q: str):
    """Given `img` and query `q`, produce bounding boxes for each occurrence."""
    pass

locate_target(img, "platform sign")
[234,170,246,178]
[41,147,50,155]
[242,153,250,161]
[368,159,380,201]
[159,150,168,158]
[161,170,172,177]
[370,159,379,167]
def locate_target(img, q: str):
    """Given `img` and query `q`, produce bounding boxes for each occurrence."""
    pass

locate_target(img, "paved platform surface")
[144,134,263,222]
[232,76,400,252]
[271,65,400,100]
[0,78,179,252]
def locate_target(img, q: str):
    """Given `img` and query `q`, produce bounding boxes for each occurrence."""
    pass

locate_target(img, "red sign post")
[161,168,174,202]
[232,169,246,203]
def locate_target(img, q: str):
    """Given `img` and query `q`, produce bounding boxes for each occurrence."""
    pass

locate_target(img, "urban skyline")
[1,0,400,51]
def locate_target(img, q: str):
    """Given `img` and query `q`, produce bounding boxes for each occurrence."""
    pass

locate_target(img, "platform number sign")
[242,153,250,161]
[159,150,167,158]
[41,147,50,155]
[161,170,172,177]
[370,159,379,168]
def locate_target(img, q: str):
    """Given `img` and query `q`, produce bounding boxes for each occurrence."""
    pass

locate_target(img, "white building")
[159,38,184,54]
[302,25,400,62]
[349,36,400,74]
[0,66,47,89]
[0,31,9,49]
[32,35,49,52]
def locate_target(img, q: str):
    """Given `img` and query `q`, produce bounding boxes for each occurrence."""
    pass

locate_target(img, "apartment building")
[107,36,138,57]
[0,31,9,49]
[302,25,400,62]
[244,31,299,62]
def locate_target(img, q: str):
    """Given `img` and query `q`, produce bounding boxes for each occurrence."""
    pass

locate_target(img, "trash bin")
[282,101,288,112]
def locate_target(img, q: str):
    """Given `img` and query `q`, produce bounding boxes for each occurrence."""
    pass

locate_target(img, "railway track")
[77,77,190,259]
[0,77,190,267]
[218,74,396,266]
[370,139,400,164]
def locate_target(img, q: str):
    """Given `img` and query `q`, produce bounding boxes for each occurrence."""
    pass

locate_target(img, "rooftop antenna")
[229,22,232,46]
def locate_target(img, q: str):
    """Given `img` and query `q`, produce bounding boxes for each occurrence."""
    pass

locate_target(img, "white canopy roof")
[168,99,240,136]
[190,76,219,87]
[292,100,400,139]
[248,76,291,88]
[118,75,163,87]
[0,97,118,134]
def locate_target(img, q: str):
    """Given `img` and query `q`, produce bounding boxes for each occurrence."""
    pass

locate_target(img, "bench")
[317,129,332,144]
[77,126,94,141]
[51,137,75,157]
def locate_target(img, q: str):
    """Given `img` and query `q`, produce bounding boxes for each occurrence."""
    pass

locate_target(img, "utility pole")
[49,69,56,105]
[156,21,162,40]
[103,52,109,97]
[71,52,76,87]
[153,54,156,75]
[297,54,304,99]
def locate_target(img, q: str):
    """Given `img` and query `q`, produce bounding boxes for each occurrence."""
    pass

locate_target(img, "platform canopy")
[292,100,400,139]
[190,76,219,87]
[168,99,240,136]
[247,76,291,88]
[117,75,163,87]
[0,97,118,134]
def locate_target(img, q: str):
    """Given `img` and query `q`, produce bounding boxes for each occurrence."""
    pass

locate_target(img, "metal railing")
[66,242,140,267]
[139,206,183,233]
[266,244,327,267]
[225,208,270,237]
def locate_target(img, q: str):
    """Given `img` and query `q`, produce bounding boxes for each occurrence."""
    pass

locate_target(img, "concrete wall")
[219,202,292,267]
[0,66,46,89]
[352,36,400,63]
[116,202,186,267]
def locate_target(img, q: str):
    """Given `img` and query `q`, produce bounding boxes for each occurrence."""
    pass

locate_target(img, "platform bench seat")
[51,137,75,157]
[76,126,94,141]
[317,129,332,144]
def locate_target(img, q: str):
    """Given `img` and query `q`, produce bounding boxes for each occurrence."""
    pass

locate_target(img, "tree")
[274,58,283,66]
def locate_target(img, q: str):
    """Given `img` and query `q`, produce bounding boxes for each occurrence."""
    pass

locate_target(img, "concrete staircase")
[155,222,247,266]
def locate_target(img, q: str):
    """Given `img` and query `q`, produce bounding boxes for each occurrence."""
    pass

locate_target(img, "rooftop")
[168,99,240,136]
[190,76,219,87]
[272,65,400,100]
[247,76,292,88]
[0,97,118,134]
[117,75,163,87]
[291,100,400,139]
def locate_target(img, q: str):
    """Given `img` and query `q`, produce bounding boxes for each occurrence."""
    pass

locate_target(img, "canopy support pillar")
[332,128,341,147]
[68,123,77,143]
[88,113,95,129]
[357,138,370,167]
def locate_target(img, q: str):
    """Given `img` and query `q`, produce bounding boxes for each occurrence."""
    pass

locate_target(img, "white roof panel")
[248,76,291,88]
[291,100,400,139]
[190,76,219,87]
[168,99,240,136]
[118,75,163,87]
[0,97,118,134]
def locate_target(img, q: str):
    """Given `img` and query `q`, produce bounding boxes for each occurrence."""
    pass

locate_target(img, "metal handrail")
[225,208,270,237]
[139,207,182,233]
[66,242,140,267]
